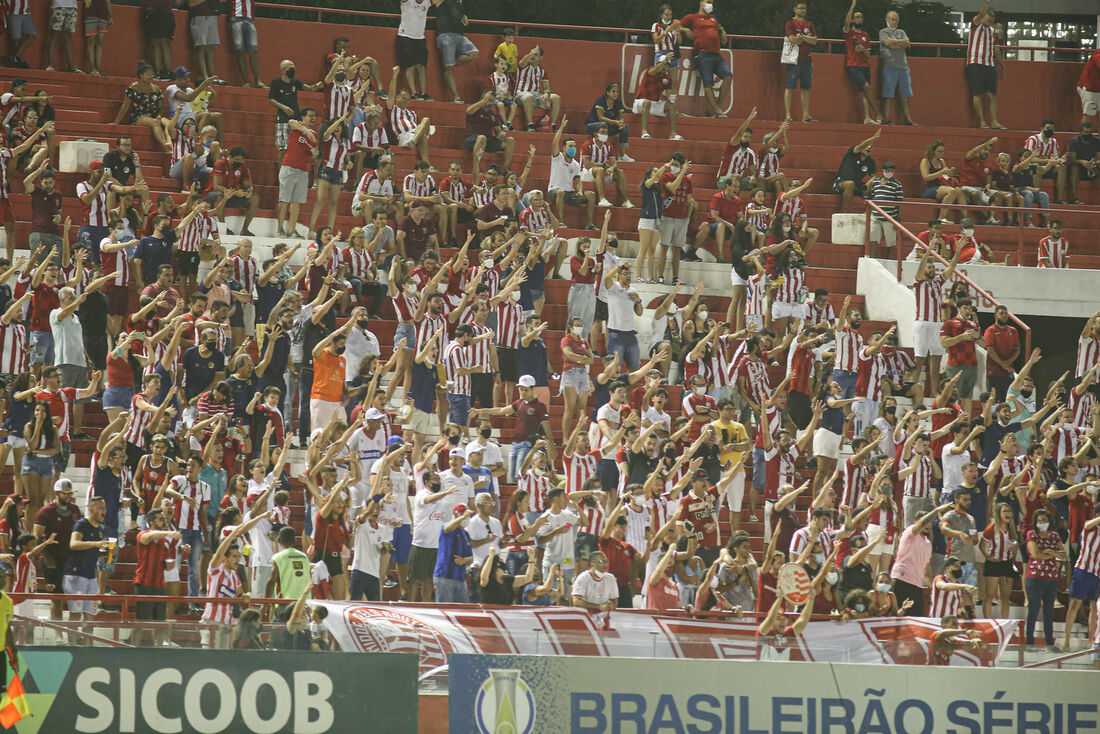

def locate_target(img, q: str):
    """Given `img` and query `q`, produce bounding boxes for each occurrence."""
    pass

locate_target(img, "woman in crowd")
[21,402,59,521]
[979,501,1021,620]
[113,61,175,152]
[918,140,964,224]
[559,316,595,440]
[635,164,666,283]
[1024,507,1066,650]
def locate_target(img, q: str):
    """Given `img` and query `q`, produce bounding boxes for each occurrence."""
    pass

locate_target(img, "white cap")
[54,478,74,493]
[465,443,485,458]
[517,375,536,388]
[363,407,385,421]
[449,447,466,458]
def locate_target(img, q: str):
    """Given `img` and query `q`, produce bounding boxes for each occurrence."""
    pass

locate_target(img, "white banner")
[313,602,1017,674]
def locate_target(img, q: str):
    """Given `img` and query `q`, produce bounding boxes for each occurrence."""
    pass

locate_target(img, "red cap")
[453,504,468,516]
[88,160,103,171]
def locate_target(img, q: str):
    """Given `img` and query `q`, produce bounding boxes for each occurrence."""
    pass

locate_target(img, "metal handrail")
[862,200,1032,357]
[251,3,1088,60]
[1020,645,1098,669]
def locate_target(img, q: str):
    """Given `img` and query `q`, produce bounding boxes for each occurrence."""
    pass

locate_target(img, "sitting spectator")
[168,118,216,187]
[397,202,440,262]
[989,152,1024,225]
[488,55,517,130]
[113,61,174,153]
[548,119,596,231]
[203,146,260,237]
[584,82,634,163]
[919,140,964,224]
[1037,220,1069,269]
[717,108,758,190]
[166,66,224,139]
[580,124,634,210]
[1067,121,1100,204]
[1011,147,1053,227]
[515,45,561,132]
[353,158,399,223]
[351,105,390,183]
[403,159,447,240]
[952,219,1009,265]
[464,90,515,172]
[386,67,432,164]
[1024,119,1067,204]
[959,137,998,224]
[633,55,681,141]
[691,174,739,262]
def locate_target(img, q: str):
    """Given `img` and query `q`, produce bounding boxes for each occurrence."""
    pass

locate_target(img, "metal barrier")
[861,200,1032,356]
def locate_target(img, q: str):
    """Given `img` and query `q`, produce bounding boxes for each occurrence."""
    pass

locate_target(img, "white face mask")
[884,170,895,179]
[404,283,417,294]
[782,224,792,233]
[510,291,521,302]
[693,386,706,397]
[482,258,493,268]
[703,2,713,13]
[533,467,545,476]
[596,133,608,143]
[826,571,839,586]
[572,326,583,336]
[769,146,779,153]
[961,228,975,237]
[697,310,708,321]
[813,553,825,565]
[1036,522,1049,532]
[876,582,891,593]
[669,165,681,174]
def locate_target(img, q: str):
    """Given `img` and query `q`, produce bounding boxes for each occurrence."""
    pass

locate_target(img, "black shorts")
[175,251,200,277]
[555,190,589,206]
[463,134,504,152]
[456,207,475,223]
[407,545,438,580]
[395,34,428,69]
[142,8,175,40]
[965,63,997,96]
[316,549,344,578]
[594,299,608,322]
[846,65,871,90]
[229,302,244,326]
[984,559,1019,578]
[134,584,167,620]
[83,336,107,371]
[317,165,343,186]
[833,177,864,197]
[43,564,64,594]
[497,347,518,383]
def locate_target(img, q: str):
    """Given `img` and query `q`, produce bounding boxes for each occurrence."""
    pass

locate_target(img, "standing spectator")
[585,83,634,163]
[141,0,176,79]
[983,305,1019,401]
[188,0,220,81]
[229,0,263,88]
[434,504,474,602]
[65,496,108,634]
[22,164,64,256]
[1024,119,1067,204]
[842,0,880,124]
[654,153,692,285]
[966,0,1005,130]
[396,0,431,100]
[1067,121,1100,204]
[514,45,561,131]
[1078,48,1100,129]
[601,262,643,370]
[782,1,817,123]
[866,161,902,257]
[651,5,682,90]
[33,480,80,639]
[833,128,878,212]
[268,60,323,161]
[911,244,961,397]
[679,0,729,119]
[133,509,179,646]
[170,456,211,600]
[1025,508,1067,650]
[276,108,318,239]
[878,10,915,126]
[939,298,984,414]
[83,0,111,75]
[4,4,36,69]
[266,527,311,601]
[891,502,952,616]
[435,0,478,103]
[547,119,595,230]
[1037,219,1069,269]
[45,0,81,73]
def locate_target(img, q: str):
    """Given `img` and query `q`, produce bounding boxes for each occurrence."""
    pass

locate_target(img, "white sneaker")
[641,132,651,139]
[597,198,613,207]
[619,154,636,163]
[669,134,685,140]
[621,201,635,208]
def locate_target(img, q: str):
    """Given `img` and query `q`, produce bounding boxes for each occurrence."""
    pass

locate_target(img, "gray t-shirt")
[879,27,910,69]
[942,510,977,563]
[716,562,757,610]
[364,224,396,257]
[50,308,85,368]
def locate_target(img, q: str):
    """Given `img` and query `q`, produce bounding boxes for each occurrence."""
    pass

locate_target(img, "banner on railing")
[312,602,1017,674]
[7,647,416,734]
[447,653,1096,734]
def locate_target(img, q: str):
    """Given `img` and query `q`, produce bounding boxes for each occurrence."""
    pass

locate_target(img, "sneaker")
[72,432,93,441]
[619,154,636,163]
[527,124,536,132]
[189,604,204,616]
[669,134,684,141]
[621,200,635,209]
[748,513,760,522]
[656,277,665,285]
[376,90,388,99]
[641,132,651,139]
[383,578,398,589]
[681,252,701,262]
[597,198,613,207]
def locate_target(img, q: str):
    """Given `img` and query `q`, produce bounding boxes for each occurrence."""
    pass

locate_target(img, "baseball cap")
[449,447,466,458]
[364,407,385,421]
[387,435,404,448]
[453,504,468,516]
[693,469,709,480]
[54,478,74,493]
[882,161,897,169]
[465,443,484,458]
[11,79,26,89]
[517,375,536,388]
[88,160,103,171]
[173,66,191,79]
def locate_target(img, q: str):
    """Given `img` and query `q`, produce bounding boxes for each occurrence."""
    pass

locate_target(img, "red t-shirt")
[31,283,59,332]
[680,13,722,53]
[679,486,720,548]
[982,324,1019,377]
[636,68,671,102]
[314,514,349,553]
[282,125,316,171]
[134,530,170,588]
[844,28,871,68]
[36,387,76,442]
[709,191,741,225]
[785,18,816,61]
[941,317,979,367]
[560,334,591,370]
[659,171,693,219]
[1079,50,1100,92]
[598,536,636,583]
[959,156,992,188]
[569,255,596,285]
[205,158,251,194]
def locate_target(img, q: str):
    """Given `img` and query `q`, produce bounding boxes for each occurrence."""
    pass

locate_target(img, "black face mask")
[884,405,897,415]
[334,346,346,355]
[231,161,242,169]
[479,428,492,439]
[429,483,441,492]
[357,319,370,329]
[852,22,862,29]
[447,435,461,445]
[949,568,962,579]
[285,67,296,79]
[1019,389,1033,399]
[1042,129,1054,138]
[739,141,751,149]
[335,73,347,83]
[203,340,217,350]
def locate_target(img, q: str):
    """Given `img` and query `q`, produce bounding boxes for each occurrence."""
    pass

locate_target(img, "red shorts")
[0,199,12,225]
[105,284,129,313]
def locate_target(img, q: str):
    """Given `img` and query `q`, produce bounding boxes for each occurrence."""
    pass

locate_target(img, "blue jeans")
[596,457,619,495]
[607,329,640,370]
[833,369,858,399]
[180,529,204,597]
[77,225,109,264]
[349,570,380,601]
[506,550,529,576]
[752,446,766,491]
[30,330,53,366]
[1019,189,1050,214]
[693,50,731,87]
[297,365,313,442]
[509,440,532,483]
[434,576,469,603]
[1025,577,1057,645]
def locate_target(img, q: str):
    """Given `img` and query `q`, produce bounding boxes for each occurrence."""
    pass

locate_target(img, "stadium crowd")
[0,0,1097,658]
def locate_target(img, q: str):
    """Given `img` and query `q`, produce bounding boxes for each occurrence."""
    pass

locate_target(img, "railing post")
[1015,207,1024,265]
[863,206,871,258]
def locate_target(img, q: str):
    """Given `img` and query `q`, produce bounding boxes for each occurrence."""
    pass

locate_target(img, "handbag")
[781,39,800,65]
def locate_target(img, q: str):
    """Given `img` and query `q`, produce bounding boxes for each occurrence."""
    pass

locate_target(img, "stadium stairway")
[5,70,1097,648]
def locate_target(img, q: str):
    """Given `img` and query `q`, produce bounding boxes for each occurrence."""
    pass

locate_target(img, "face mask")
[231,161,243,169]
[596,133,608,143]
[482,257,494,268]
[884,170,895,179]
[697,310,708,321]
[1019,390,1033,399]
[204,340,217,350]
[564,146,577,158]
[703,3,713,13]
[664,450,676,459]
[854,603,867,612]
[357,319,370,329]
[826,571,839,585]
[436,283,448,294]
[782,224,792,233]
[479,427,492,439]
[850,319,862,329]
[533,467,545,477]
[739,141,750,149]
[884,405,897,415]
[1042,129,1053,138]
[813,553,825,565]
[669,165,681,174]
[285,67,296,79]
[447,435,460,445]
[961,228,975,237]
[693,386,706,397]
[510,291,521,302]
[949,568,962,579]
[572,326,583,336]
[335,72,347,82]
[1036,522,1049,532]
[334,346,346,355]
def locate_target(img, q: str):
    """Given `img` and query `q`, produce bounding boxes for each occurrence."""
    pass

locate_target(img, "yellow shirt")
[494,42,519,73]
[710,418,748,471]
[0,592,12,649]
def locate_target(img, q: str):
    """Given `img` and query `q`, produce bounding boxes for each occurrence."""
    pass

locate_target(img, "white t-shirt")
[371,460,412,528]
[165,84,195,122]
[549,153,582,193]
[466,438,504,470]
[647,302,679,348]
[572,569,619,605]
[604,282,638,332]
[439,469,475,513]
[412,486,447,548]
[397,0,430,39]
[537,507,579,570]
[641,406,671,432]
[467,515,503,567]
[344,327,381,382]
[351,519,385,577]
[940,442,970,499]
[246,475,277,568]
[347,427,388,505]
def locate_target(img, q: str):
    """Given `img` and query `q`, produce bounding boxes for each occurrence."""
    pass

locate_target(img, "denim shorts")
[229,17,258,51]
[447,393,470,426]
[395,322,416,350]
[846,65,871,90]
[103,386,134,410]
[317,165,344,186]
[881,65,913,99]
[784,59,813,90]
[693,51,731,87]
[436,32,477,67]
[21,453,53,477]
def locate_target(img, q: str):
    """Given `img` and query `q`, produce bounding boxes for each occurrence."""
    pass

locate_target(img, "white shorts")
[867,523,896,556]
[580,168,614,184]
[14,600,34,619]
[1080,86,1100,116]
[658,216,689,248]
[240,302,256,337]
[397,130,417,148]
[65,575,99,615]
[310,399,344,430]
[772,301,806,321]
[813,427,842,460]
[5,435,27,449]
[913,320,946,357]
[730,269,749,287]
[408,407,435,435]
[632,98,666,117]
[164,563,181,583]
[869,219,897,248]
[638,217,659,232]
[722,471,746,513]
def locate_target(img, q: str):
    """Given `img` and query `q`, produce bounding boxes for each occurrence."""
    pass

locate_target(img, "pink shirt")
[645,573,681,611]
[891,527,931,587]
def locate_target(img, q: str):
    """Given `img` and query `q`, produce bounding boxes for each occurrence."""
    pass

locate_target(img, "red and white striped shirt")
[805,301,835,327]
[443,340,470,396]
[391,291,419,322]
[171,132,195,165]
[840,457,866,509]
[77,180,110,226]
[389,104,419,136]
[230,253,259,293]
[494,301,524,349]
[123,393,157,447]
[757,147,782,178]
[563,450,598,495]
[1037,236,1070,268]
[742,200,769,231]
[746,275,765,319]
[352,122,389,150]
[1069,388,1097,429]
[177,210,218,253]
[230,0,253,18]
[468,323,493,370]
[416,313,449,353]
[0,149,12,200]
[6,0,29,15]
[652,19,678,52]
[0,321,26,375]
[930,575,962,617]
[326,82,353,121]
[506,514,533,551]
[440,175,472,203]
[203,565,241,624]
[1024,132,1059,160]
[320,135,351,170]
[966,21,998,67]
[577,499,606,536]
[471,187,494,209]
[911,275,945,322]
[520,470,553,513]
[901,454,933,498]
[581,139,611,167]
[101,241,131,287]
[855,347,887,401]
[519,205,551,232]
[172,475,210,531]
[341,246,374,279]
[720,144,757,179]
[774,191,807,221]
[1052,424,1086,462]
[981,524,1017,561]
[789,524,825,559]
[736,357,770,407]
[489,71,514,98]
[1076,336,1099,377]
[834,327,864,372]
[772,266,804,304]
[1076,525,1100,575]
[12,551,34,600]
[403,173,437,199]
[514,64,546,95]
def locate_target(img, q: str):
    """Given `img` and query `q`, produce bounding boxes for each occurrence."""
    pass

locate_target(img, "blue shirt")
[182,346,226,401]
[640,181,663,220]
[92,465,122,531]
[226,373,258,421]
[2,396,33,434]
[518,338,547,387]
[462,464,495,496]
[256,279,286,323]
[200,464,228,522]
[258,333,290,382]
[410,361,438,413]
[65,518,103,579]
[434,526,473,581]
[135,235,176,284]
